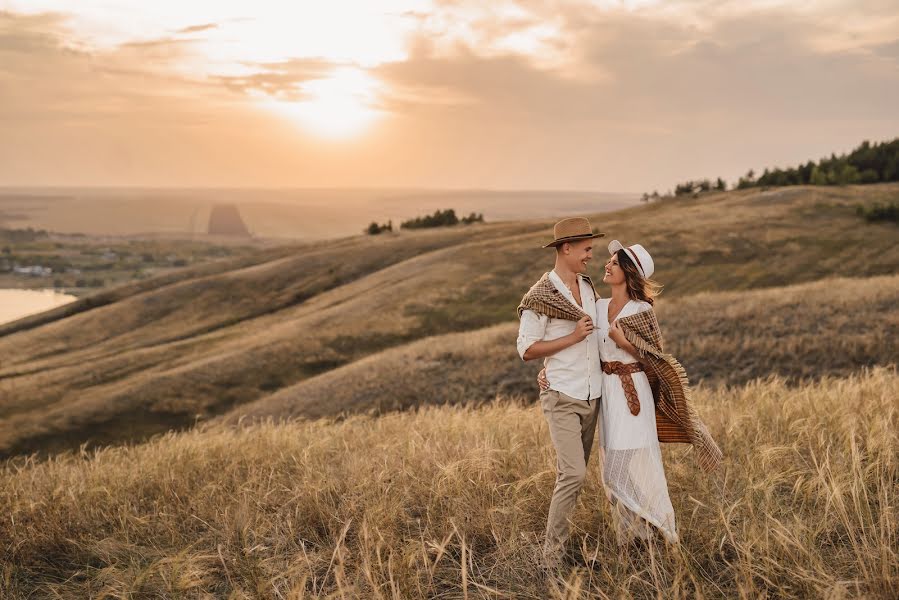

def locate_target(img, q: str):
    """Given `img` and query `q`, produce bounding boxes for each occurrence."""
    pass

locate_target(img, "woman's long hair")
[616,249,663,305]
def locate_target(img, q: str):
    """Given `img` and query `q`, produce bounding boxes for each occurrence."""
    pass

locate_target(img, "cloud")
[213,58,340,101]
[364,2,899,189]
[0,11,316,186]
[176,22,218,34]
[0,2,897,190]
[375,2,899,124]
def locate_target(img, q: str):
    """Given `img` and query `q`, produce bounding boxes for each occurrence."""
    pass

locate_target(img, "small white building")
[13,265,53,277]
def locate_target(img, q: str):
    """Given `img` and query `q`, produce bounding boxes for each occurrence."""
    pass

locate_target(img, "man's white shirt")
[516,270,603,401]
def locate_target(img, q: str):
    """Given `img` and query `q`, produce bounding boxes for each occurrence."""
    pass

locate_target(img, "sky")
[1,0,897,193]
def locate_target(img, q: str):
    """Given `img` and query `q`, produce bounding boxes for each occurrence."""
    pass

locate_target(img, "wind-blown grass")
[2,368,896,598]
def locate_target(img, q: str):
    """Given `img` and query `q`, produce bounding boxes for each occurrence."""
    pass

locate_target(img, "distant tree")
[722,137,899,191]
[838,164,860,185]
[885,154,899,180]
[736,169,756,189]
[810,166,827,185]
[401,209,465,229]
[366,220,394,235]
[674,179,714,196]
[798,160,814,184]
[859,169,879,183]
[460,212,484,224]
[715,177,727,191]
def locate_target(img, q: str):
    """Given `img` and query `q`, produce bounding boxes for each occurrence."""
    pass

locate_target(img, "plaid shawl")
[616,308,723,472]
[516,271,596,320]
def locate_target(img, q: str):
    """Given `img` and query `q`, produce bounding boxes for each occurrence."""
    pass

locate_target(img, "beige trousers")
[540,388,600,558]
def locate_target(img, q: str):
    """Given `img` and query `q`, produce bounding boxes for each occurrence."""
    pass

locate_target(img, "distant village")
[1,203,253,284]
[1,250,186,279]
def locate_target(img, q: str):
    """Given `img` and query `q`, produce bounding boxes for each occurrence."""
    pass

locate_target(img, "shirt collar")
[549,269,585,303]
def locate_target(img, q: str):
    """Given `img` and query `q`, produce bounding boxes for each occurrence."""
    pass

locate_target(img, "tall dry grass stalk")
[2,367,897,598]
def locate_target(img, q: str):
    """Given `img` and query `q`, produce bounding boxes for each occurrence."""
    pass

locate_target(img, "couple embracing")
[516,217,722,569]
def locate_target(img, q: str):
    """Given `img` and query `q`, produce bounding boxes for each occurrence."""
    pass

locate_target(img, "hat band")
[625,247,646,277]
[554,232,594,243]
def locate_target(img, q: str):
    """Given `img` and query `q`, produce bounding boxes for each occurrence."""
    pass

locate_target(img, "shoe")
[538,543,565,573]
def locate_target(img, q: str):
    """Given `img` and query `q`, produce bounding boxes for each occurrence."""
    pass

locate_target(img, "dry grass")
[2,367,896,598]
[2,183,897,458]
[221,273,899,425]
[0,224,540,457]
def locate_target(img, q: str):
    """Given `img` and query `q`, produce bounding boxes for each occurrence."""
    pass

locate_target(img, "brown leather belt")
[601,360,644,415]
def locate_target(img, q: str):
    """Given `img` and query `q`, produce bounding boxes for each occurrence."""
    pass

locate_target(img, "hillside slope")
[1,183,897,458]
[218,274,899,424]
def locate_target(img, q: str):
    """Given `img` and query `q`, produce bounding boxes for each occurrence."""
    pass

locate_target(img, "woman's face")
[602,252,626,285]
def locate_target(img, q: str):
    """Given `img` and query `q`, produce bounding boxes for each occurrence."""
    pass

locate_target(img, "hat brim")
[542,231,606,248]
[609,240,652,279]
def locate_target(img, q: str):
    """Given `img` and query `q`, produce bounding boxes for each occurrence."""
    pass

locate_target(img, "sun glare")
[262,67,384,140]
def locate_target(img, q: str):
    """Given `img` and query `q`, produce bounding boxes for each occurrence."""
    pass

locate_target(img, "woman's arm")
[608,317,651,365]
[610,323,646,363]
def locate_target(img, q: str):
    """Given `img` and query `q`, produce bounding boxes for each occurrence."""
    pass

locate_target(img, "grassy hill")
[1,183,898,458]
[2,368,896,597]
[216,274,899,425]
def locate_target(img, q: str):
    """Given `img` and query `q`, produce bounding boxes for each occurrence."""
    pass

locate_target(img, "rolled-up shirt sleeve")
[517,309,547,360]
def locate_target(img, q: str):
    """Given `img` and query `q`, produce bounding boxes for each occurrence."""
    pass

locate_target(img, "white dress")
[596,298,679,544]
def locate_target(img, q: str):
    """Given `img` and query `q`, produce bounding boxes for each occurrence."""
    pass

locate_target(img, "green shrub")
[857,201,899,224]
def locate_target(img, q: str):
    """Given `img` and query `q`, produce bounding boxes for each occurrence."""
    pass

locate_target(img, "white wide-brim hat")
[608,240,654,279]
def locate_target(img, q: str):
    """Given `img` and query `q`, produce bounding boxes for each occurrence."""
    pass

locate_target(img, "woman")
[538,240,679,545]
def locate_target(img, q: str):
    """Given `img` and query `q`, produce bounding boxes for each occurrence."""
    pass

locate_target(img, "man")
[516,216,605,569]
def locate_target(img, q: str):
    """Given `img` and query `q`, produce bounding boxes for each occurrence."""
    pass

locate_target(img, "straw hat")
[542,217,606,248]
[608,240,654,279]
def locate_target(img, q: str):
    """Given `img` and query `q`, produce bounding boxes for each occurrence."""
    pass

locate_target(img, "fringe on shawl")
[616,309,723,473]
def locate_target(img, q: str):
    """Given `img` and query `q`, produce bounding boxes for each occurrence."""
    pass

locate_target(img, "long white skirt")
[597,369,679,544]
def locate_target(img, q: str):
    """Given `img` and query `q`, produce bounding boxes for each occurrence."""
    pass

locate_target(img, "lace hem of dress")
[601,446,679,545]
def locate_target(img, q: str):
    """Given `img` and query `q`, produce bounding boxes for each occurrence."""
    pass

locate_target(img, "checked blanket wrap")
[516,271,596,321]
[615,307,723,472]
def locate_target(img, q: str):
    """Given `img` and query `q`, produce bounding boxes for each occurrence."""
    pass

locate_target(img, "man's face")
[560,238,593,274]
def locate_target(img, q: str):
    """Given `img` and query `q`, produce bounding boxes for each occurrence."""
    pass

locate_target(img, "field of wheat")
[3,367,896,598]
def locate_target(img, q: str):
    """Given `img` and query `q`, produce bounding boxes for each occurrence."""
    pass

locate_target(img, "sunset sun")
[263,67,384,140]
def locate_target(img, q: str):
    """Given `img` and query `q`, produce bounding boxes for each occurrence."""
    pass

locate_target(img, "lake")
[0,288,77,326]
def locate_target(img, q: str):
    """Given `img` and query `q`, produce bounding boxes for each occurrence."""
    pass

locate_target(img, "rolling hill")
[216,274,899,425]
[1,183,898,458]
